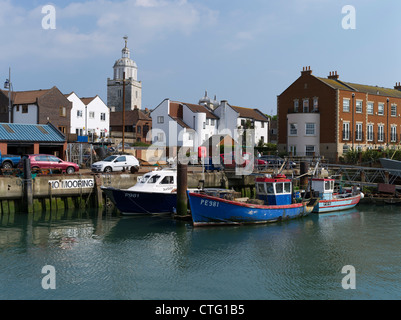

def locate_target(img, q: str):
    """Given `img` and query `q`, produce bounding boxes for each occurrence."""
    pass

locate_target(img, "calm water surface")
[1,204,401,300]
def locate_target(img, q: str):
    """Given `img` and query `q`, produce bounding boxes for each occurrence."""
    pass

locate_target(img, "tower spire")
[122,35,130,58]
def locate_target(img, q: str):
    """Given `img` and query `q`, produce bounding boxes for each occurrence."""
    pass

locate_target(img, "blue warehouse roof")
[0,123,65,143]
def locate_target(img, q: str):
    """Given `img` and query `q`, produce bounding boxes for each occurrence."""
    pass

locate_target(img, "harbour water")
[1,204,401,300]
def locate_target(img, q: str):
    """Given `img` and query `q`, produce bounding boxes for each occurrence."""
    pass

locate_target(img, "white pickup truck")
[91,154,140,173]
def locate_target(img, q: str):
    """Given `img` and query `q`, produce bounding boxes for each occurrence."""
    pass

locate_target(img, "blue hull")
[102,187,177,215]
[188,192,312,226]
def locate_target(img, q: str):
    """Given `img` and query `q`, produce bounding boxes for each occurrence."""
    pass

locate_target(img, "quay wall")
[0,171,257,214]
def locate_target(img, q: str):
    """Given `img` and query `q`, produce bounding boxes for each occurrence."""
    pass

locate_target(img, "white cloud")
[0,0,218,63]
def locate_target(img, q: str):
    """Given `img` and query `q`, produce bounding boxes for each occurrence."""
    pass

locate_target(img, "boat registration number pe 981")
[200,199,220,207]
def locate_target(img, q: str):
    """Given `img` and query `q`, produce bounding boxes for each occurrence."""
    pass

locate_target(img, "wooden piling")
[94,175,103,209]
[176,163,188,216]
[23,158,33,213]
[300,161,309,190]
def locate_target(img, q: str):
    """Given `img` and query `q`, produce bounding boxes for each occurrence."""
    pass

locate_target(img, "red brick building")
[277,67,401,161]
[109,107,152,144]
[0,86,72,135]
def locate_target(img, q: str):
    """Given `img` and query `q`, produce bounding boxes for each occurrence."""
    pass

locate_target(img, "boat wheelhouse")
[255,174,292,205]
[311,178,335,201]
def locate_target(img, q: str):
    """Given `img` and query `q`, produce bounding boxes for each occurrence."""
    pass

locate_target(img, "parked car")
[0,150,21,169]
[18,154,79,174]
[91,154,140,173]
[255,158,268,169]
[220,152,254,169]
[259,155,296,168]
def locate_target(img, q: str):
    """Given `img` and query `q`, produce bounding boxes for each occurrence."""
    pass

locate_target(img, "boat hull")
[313,194,361,213]
[188,192,313,227]
[102,187,177,215]
[379,158,401,171]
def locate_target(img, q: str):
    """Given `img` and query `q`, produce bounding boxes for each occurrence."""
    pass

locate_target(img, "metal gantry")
[326,163,401,186]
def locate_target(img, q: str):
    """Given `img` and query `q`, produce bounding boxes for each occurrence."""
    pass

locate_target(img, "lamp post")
[4,67,13,123]
[387,97,390,147]
[122,71,126,153]
[352,93,355,150]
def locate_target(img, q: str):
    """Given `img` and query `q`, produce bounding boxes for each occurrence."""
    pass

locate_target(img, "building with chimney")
[150,94,269,159]
[0,86,72,135]
[277,67,401,161]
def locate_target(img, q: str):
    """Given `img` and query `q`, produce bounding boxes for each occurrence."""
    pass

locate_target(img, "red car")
[220,152,257,169]
[19,154,79,174]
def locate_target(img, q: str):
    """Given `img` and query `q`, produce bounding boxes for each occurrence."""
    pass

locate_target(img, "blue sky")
[1,0,401,115]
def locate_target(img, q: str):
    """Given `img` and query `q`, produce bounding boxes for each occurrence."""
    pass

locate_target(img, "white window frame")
[305,145,315,156]
[355,123,362,141]
[391,104,397,117]
[343,122,350,141]
[367,102,374,115]
[303,99,309,113]
[305,123,315,136]
[343,99,350,112]
[391,125,397,142]
[157,116,164,124]
[289,145,297,156]
[294,99,299,112]
[378,125,384,142]
[157,132,164,142]
[289,123,298,136]
[355,100,363,113]
[378,103,384,116]
[313,97,318,111]
[367,124,373,141]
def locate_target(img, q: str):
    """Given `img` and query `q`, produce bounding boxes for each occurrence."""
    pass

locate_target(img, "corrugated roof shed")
[0,123,65,142]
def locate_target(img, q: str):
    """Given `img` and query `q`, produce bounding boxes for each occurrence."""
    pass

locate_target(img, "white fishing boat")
[101,168,179,215]
[310,178,363,213]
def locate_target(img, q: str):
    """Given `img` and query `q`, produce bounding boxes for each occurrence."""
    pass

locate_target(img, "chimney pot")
[328,70,339,80]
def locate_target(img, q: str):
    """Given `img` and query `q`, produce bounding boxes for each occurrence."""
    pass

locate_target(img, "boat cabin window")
[325,181,334,191]
[257,183,266,194]
[147,175,161,184]
[139,175,151,183]
[266,183,274,194]
[284,182,291,193]
[276,183,283,194]
[160,176,174,184]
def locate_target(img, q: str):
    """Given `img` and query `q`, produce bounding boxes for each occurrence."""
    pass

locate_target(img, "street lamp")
[387,97,390,147]
[352,93,355,150]
[4,67,13,123]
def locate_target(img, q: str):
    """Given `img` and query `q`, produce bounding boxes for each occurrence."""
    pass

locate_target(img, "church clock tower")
[107,36,142,111]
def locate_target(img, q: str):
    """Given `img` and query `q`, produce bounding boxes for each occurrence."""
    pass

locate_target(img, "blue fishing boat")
[309,178,363,213]
[101,168,179,215]
[188,174,317,227]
